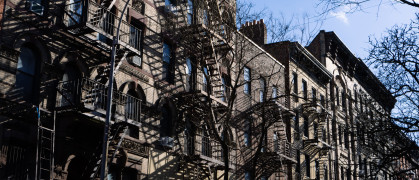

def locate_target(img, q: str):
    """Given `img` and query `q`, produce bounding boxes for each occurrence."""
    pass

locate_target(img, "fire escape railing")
[269,138,295,160]
[56,78,143,122]
[183,134,233,164]
[63,0,142,54]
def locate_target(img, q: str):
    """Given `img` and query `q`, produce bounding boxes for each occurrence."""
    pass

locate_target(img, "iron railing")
[63,0,143,52]
[57,78,143,122]
[267,137,295,160]
[182,133,233,164]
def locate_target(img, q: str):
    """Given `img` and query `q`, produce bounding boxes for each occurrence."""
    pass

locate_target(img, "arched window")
[16,45,40,103]
[126,89,140,121]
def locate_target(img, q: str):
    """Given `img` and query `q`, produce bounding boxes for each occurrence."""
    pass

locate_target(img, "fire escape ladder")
[108,125,129,164]
[36,108,56,180]
[88,123,126,178]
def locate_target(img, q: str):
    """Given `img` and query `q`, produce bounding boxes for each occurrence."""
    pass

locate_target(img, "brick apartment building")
[0,0,416,179]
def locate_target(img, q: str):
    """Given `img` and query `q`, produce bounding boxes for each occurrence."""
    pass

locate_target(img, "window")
[244,118,251,147]
[203,66,209,92]
[165,0,175,6]
[336,87,340,106]
[60,63,81,106]
[305,154,310,177]
[186,58,192,78]
[312,87,317,104]
[245,171,251,180]
[338,125,342,145]
[322,128,326,141]
[160,104,173,137]
[127,125,139,139]
[259,78,265,102]
[344,129,349,149]
[28,0,44,16]
[313,122,318,140]
[187,0,193,24]
[272,86,277,99]
[203,9,208,25]
[292,72,298,102]
[163,42,174,84]
[129,19,144,53]
[303,115,309,137]
[202,126,212,157]
[126,89,140,121]
[324,164,328,180]
[354,91,358,110]
[16,45,40,103]
[221,76,227,102]
[315,160,320,180]
[320,94,325,107]
[360,96,363,113]
[98,7,116,44]
[302,79,307,100]
[244,67,251,95]
[342,91,346,111]
[68,0,82,26]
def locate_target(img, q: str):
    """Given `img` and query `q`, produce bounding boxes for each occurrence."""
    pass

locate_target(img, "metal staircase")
[87,123,129,179]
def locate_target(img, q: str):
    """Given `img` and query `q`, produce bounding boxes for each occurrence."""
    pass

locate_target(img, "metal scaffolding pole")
[99,0,131,179]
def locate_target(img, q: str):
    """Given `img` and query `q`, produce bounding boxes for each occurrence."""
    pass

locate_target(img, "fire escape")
[158,0,236,178]
[232,95,297,178]
[294,102,333,180]
[57,0,150,178]
[301,102,332,156]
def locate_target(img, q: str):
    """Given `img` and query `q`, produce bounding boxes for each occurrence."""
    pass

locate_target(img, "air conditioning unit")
[29,1,44,16]
[129,55,142,67]
[160,136,174,148]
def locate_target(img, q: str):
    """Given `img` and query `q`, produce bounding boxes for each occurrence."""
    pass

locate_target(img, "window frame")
[243,67,251,95]
[302,79,307,100]
[312,87,317,104]
[259,78,265,102]
[292,72,298,102]
[16,44,41,103]
[162,42,175,84]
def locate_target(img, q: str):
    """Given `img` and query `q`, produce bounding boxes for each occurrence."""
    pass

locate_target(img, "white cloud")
[330,11,349,25]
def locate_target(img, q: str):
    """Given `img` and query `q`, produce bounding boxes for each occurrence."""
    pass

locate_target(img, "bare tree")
[367,13,418,137]
[237,0,322,45]
[316,0,419,16]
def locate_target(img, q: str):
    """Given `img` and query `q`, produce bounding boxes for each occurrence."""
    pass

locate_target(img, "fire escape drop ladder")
[35,107,56,180]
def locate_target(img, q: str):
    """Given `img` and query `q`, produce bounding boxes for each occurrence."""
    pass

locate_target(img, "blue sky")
[251,0,418,58]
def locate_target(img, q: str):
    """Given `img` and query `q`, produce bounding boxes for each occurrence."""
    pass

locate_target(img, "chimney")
[239,19,267,46]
